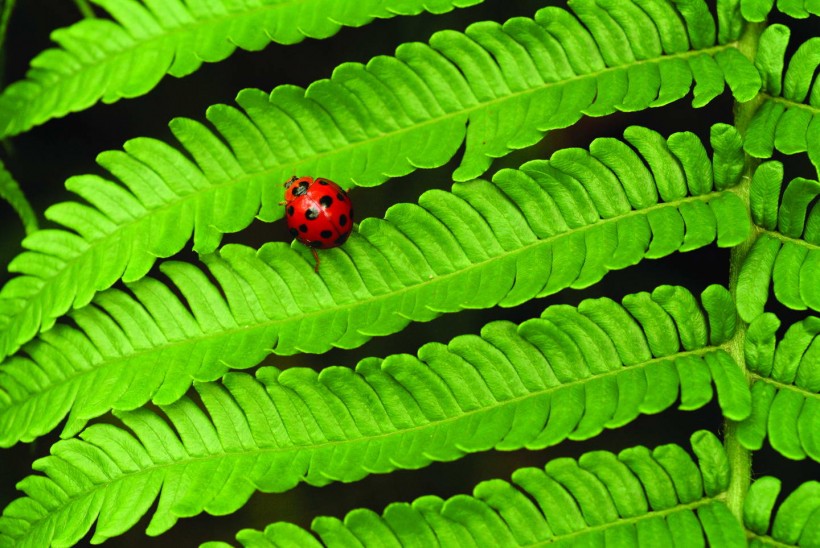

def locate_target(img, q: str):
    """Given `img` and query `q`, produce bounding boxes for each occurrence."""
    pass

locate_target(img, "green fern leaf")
[0,159,38,235]
[0,0,757,360]
[776,0,820,17]
[737,314,819,461]
[745,477,820,546]
[0,0,484,138]
[0,287,750,545]
[736,165,819,321]
[208,432,750,547]
[0,127,752,446]
[745,34,820,174]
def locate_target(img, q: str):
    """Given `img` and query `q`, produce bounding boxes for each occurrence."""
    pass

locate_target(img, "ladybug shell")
[284,177,353,250]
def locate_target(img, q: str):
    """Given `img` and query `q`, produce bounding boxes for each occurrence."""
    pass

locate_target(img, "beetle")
[281,176,353,272]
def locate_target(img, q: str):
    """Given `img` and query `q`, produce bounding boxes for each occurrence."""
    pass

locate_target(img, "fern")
[736,164,819,320]
[0,0,484,138]
[202,433,819,548]
[737,313,819,461]
[0,126,750,446]
[1,0,818,546]
[0,287,751,545]
[0,160,37,236]
[0,0,759,360]
[745,30,820,174]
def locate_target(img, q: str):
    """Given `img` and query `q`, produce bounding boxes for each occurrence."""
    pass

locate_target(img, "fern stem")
[73,0,94,18]
[724,20,766,521]
[0,0,15,88]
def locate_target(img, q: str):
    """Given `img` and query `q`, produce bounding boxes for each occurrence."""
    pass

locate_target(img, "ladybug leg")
[311,247,320,273]
[283,175,298,187]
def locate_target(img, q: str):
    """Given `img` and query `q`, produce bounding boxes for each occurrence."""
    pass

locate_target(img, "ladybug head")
[283,176,313,202]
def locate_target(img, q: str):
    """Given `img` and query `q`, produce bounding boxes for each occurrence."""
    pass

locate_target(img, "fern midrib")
[743,531,795,548]
[758,226,820,251]
[527,496,727,547]
[0,40,738,358]
[765,94,820,115]
[9,346,723,542]
[751,373,819,399]
[0,189,736,426]
[724,19,765,526]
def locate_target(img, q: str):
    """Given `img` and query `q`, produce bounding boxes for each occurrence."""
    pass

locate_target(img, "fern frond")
[741,0,820,20]
[0,159,38,235]
[737,313,819,461]
[744,476,820,547]
[736,163,819,321]
[206,431,744,547]
[0,0,483,138]
[0,288,751,545]
[0,126,753,446]
[0,0,758,359]
[746,31,820,174]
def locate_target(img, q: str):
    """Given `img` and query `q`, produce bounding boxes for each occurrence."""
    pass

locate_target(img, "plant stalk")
[724,20,766,520]
[73,0,95,18]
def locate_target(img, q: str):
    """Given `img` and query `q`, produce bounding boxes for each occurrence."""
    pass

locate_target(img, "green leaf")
[0,127,751,447]
[0,159,38,235]
[0,2,744,361]
[209,436,730,547]
[744,35,820,174]
[738,172,820,319]
[741,0,775,21]
[0,0,483,138]
[0,289,744,545]
[701,284,738,345]
[755,24,790,95]
[738,315,820,462]
[744,477,782,536]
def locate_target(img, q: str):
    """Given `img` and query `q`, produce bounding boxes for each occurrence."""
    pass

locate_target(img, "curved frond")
[207,431,741,547]
[737,313,819,461]
[0,0,483,138]
[736,163,819,321]
[0,159,38,235]
[0,0,757,359]
[0,288,750,545]
[744,476,820,547]
[746,31,820,174]
[741,0,820,20]
[0,127,753,446]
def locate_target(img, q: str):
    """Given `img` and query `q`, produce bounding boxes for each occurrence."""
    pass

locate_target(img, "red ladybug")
[282,176,353,271]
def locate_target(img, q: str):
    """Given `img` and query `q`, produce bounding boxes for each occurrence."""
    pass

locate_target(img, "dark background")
[0,1,817,546]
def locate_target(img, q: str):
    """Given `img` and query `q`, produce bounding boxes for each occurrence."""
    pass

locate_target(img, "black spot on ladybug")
[339,214,347,227]
[289,228,298,237]
[319,195,333,208]
[305,207,319,220]
[318,179,329,185]
[337,192,345,201]
[335,233,350,245]
[299,224,308,233]
[309,241,324,248]
[320,230,332,239]
[287,206,294,216]
[294,181,308,196]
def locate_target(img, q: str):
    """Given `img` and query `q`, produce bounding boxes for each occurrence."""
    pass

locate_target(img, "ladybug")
[282,176,353,272]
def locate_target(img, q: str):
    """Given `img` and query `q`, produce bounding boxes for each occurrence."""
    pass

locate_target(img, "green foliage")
[0,125,751,447]
[208,434,819,548]
[0,0,484,138]
[0,0,817,546]
[0,159,37,235]
[0,0,760,362]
